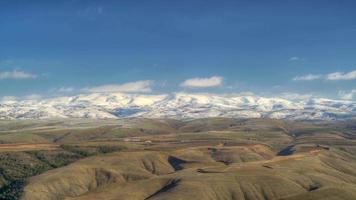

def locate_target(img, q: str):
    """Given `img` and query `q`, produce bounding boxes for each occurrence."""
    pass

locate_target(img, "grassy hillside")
[0,143,130,200]
[21,146,356,200]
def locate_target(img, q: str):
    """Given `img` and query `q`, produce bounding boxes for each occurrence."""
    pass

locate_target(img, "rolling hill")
[0,118,355,200]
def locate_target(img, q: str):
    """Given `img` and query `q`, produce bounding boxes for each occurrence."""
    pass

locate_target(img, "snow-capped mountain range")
[0,93,355,120]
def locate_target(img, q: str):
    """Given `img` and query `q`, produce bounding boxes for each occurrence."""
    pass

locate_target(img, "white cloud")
[180,76,223,88]
[293,74,321,81]
[0,70,37,79]
[86,80,153,93]
[326,70,356,80]
[338,89,356,100]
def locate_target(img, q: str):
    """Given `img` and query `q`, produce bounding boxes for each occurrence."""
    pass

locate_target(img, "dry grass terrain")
[0,118,355,200]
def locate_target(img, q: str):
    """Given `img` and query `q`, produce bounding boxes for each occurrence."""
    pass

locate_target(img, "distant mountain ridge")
[0,93,355,120]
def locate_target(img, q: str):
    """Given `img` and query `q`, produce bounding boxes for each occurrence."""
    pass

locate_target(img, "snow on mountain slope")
[0,93,355,120]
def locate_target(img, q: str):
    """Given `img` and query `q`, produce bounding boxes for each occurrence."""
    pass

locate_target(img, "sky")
[0,0,355,100]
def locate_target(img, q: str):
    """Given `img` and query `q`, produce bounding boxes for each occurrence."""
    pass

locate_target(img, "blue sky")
[0,0,355,100]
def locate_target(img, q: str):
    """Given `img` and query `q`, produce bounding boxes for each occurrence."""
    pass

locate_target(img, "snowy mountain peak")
[0,93,355,120]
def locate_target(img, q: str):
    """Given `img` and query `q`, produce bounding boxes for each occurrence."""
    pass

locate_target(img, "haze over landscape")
[0,1,356,200]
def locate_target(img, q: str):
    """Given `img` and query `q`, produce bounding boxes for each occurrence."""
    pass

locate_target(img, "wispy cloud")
[279,92,314,100]
[58,87,74,93]
[25,94,42,100]
[0,70,37,80]
[338,89,356,100]
[289,57,302,61]
[293,70,356,81]
[326,71,356,80]
[50,87,75,95]
[77,6,104,19]
[1,96,17,102]
[180,76,223,88]
[293,74,321,81]
[0,59,15,65]
[86,80,153,93]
